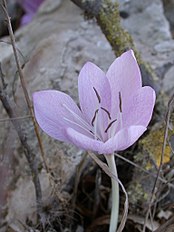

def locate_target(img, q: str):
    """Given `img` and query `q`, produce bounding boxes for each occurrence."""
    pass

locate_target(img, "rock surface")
[162,0,174,36]
[119,0,174,96]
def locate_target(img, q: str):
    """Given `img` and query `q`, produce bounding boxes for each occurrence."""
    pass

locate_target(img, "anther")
[91,109,99,126]
[119,91,122,113]
[101,107,111,120]
[93,87,101,104]
[105,119,117,133]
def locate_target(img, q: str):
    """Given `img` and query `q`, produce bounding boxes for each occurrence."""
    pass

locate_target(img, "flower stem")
[105,154,119,232]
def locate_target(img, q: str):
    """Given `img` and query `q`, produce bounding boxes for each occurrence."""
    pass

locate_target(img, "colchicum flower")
[33,50,156,232]
[33,50,156,154]
[17,0,44,25]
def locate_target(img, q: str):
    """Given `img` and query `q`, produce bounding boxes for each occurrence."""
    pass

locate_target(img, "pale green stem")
[105,153,119,232]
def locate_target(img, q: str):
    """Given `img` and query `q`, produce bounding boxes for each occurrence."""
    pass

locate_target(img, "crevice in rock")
[162,0,174,38]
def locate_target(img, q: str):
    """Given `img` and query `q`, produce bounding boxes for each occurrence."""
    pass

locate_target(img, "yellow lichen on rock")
[140,125,171,168]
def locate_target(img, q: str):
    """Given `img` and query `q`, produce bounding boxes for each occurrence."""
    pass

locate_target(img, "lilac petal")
[21,14,34,25]
[106,50,142,118]
[33,90,85,142]
[123,86,156,128]
[17,0,44,25]
[102,126,147,154]
[66,127,103,153]
[78,62,111,125]
[22,0,43,13]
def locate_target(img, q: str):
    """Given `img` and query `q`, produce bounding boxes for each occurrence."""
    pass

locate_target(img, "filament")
[63,117,94,138]
[62,104,90,130]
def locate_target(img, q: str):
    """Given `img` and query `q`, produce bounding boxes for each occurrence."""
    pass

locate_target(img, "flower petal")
[106,50,142,118]
[66,127,103,153]
[33,90,85,142]
[122,86,156,128]
[78,62,111,124]
[17,0,44,25]
[102,126,147,154]
[66,126,146,154]
[21,14,34,25]
[22,0,43,13]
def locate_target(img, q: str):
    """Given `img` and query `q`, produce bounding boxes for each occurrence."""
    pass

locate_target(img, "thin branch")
[143,93,174,232]
[0,69,43,219]
[115,153,174,188]
[1,0,49,173]
[154,215,174,232]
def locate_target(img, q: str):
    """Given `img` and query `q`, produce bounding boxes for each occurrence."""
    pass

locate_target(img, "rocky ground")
[0,0,174,231]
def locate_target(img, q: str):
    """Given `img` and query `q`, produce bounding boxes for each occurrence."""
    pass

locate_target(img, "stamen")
[105,119,117,133]
[119,91,122,113]
[62,103,90,129]
[101,107,111,120]
[118,92,123,129]
[93,87,101,103]
[63,117,94,137]
[91,109,99,126]
[89,130,100,140]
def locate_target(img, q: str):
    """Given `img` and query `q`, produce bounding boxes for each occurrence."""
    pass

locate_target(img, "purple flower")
[17,0,44,25]
[33,50,156,154]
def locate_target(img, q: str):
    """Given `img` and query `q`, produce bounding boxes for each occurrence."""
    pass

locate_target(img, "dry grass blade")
[89,152,128,232]
[0,115,31,122]
[143,93,174,232]
[115,153,174,188]
[154,215,174,232]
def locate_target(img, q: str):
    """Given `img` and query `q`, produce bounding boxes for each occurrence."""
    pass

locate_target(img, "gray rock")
[120,0,174,89]
[154,40,174,53]
[163,65,174,94]
[38,0,62,14]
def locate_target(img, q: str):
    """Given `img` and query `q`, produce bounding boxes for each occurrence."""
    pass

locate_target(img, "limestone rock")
[163,66,174,95]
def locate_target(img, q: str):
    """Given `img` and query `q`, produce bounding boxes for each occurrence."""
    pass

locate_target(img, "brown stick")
[143,93,174,232]
[154,215,174,232]
[0,66,43,220]
[1,0,49,173]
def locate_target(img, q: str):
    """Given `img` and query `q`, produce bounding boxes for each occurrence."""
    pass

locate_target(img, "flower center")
[91,87,118,141]
[62,89,123,142]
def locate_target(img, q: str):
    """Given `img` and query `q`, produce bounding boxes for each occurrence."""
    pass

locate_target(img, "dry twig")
[1,0,48,173]
[0,65,43,220]
[143,93,174,232]
[154,215,174,232]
